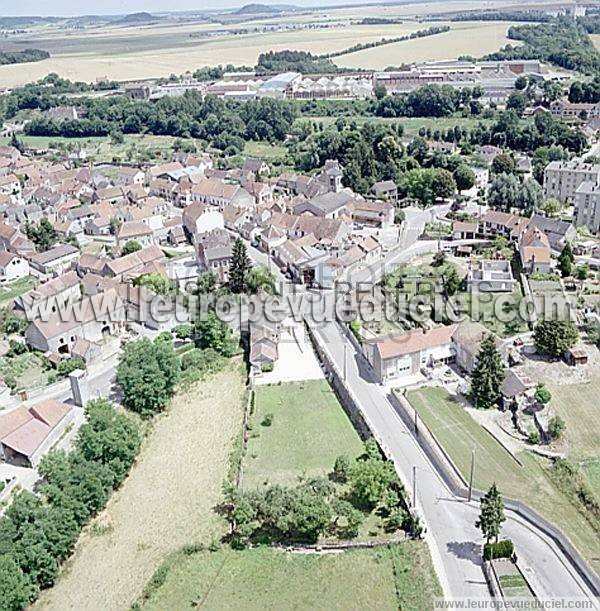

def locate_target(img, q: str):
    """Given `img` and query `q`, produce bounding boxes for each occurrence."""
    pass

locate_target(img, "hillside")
[234,3,282,15]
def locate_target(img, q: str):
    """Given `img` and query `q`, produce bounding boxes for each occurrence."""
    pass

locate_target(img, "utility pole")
[468,449,475,502]
[414,407,418,436]
[412,465,417,508]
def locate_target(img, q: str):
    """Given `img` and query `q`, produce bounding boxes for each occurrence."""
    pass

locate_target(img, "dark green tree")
[491,153,516,175]
[470,334,505,409]
[533,320,579,358]
[557,243,574,277]
[432,169,456,200]
[121,240,142,255]
[453,164,476,193]
[116,338,180,417]
[475,483,505,543]
[195,311,235,356]
[24,218,58,252]
[0,555,34,611]
[229,238,251,294]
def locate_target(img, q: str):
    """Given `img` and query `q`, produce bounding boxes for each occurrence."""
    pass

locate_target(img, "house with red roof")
[0,400,73,467]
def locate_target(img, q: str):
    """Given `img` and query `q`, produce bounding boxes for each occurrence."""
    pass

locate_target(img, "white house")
[182,202,224,241]
[0,252,29,283]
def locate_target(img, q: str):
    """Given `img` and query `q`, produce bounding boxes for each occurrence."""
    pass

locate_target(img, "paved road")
[273,207,599,603]
[311,318,598,603]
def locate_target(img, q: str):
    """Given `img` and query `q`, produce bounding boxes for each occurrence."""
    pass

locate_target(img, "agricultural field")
[335,21,521,70]
[0,8,526,86]
[242,380,364,489]
[140,541,441,611]
[35,365,246,611]
[0,22,425,86]
[405,386,600,575]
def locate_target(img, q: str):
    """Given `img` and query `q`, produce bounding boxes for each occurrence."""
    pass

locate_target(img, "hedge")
[483,539,514,560]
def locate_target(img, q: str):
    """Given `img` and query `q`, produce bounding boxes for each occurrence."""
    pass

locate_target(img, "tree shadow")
[446,540,482,566]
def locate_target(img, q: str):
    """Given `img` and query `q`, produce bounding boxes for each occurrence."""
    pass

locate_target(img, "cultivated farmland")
[336,21,520,69]
[35,365,246,611]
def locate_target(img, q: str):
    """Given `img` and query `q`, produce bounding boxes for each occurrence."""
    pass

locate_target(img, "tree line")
[0,48,49,65]
[485,16,600,75]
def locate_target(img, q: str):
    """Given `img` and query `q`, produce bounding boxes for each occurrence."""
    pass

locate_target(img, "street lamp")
[468,449,475,502]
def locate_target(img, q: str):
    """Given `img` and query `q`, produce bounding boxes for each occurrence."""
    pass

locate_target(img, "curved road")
[311,319,598,603]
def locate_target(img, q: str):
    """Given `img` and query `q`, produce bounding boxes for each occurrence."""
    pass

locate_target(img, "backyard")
[405,385,600,575]
[35,365,247,611]
[242,380,364,489]
[0,275,36,304]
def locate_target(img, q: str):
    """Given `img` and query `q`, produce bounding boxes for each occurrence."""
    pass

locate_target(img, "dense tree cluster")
[568,76,600,104]
[0,399,141,609]
[375,84,481,118]
[486,17,600,75]
[116,336,180,417]
[533,319,579,358]
[22,93,297,154]
[256,50,339,74]
[0,48,49,65]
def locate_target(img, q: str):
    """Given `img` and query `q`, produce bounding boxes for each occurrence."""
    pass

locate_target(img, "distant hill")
[112,12,157,25]
[234,4,282,15]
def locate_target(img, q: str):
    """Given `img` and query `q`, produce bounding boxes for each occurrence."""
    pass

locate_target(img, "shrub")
[261,413,274,427]
[6,339,27,357]
[260,362,274,373]
[332,454,352,483]
[483,539,514,560]
[548,415,566,440]
[527,430,540,445]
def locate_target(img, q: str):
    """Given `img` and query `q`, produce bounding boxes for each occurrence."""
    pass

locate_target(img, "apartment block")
[575,181,600,234]
[543,159,600,204]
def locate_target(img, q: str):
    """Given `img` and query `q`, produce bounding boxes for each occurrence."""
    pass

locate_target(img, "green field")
[548,380,600,462]
[141,542,441,611]
[295,115,492,138]
[243,380,364,488]
[243,140,288,160]
[405,386,600,574]
[0,351,50,391]
[498,573,532,599]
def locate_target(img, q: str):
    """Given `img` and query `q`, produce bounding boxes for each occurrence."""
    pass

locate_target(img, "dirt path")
[35,365,246,611]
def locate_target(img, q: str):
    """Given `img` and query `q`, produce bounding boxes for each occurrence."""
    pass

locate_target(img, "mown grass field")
[35,365,246,611]
[141,541,441,611]
[243,380,364,489]
[405,386,600,575]
[547,380,600,462]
